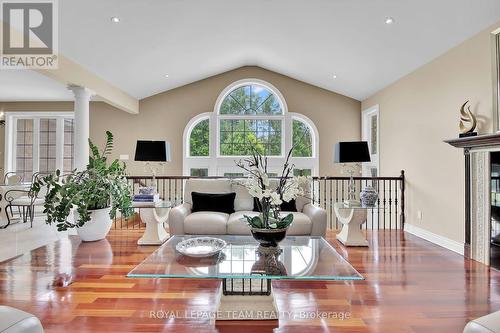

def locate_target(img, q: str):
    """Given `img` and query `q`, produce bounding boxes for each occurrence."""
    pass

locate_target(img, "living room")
[0,1,500,332]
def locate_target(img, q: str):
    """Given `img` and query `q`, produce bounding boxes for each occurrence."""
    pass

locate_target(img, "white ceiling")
[3,0,500,102]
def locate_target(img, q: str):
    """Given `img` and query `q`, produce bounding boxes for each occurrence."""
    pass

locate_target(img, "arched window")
[189,118,209,157]
[183,79,318,176]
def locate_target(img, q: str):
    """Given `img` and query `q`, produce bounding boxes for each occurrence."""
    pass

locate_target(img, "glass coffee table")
[128,235,363,320]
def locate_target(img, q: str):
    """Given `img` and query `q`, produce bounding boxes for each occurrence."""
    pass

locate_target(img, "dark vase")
[250,227,288,247]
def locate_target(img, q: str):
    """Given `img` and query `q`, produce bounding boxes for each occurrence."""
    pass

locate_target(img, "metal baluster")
[395,178,399,230]
[389,179,392,230]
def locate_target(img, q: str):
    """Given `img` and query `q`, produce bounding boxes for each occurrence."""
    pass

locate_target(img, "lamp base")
[343,200,361,208]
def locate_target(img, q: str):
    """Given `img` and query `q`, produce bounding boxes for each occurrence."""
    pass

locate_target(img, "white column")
[68,85,93,170]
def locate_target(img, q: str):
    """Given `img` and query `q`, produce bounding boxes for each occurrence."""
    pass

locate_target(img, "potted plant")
[236,146,309,247]
[33,131,133,242]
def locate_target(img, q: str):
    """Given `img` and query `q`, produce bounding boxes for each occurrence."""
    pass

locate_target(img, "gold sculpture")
[459,100,477,135]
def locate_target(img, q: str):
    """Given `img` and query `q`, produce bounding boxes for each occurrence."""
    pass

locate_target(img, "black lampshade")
[334,141,371,163]
[134,140,171,162]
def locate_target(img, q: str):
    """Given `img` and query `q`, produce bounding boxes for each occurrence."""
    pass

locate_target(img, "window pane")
[64,119,75,173]
[292,119,312,157]
[219,84,282,115]
[370,115,378,155]
[39,119,57,174]
[190,168,208,177]
[15,119,34,181]
[223,172,244,177]
[220,119,281,156]
[293,169,312,177]
[189,119,209,157]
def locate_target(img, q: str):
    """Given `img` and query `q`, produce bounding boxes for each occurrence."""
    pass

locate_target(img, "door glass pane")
[63,119,75,173]
[39,119,57,174]
[15,119,33,181]
[370,115,377,155]
[190,168,208,177]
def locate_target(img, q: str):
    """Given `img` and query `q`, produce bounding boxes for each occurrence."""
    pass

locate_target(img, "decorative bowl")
[175,237,227,258]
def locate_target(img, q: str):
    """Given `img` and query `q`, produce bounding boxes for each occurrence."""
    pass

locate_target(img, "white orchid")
[262,189,272,198]
[270,192,282,206]
[261,173,270,187]
[248,185,263,199]
[235,141,312,229]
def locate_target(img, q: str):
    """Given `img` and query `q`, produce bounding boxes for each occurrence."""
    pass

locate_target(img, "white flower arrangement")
[236,146,311,229]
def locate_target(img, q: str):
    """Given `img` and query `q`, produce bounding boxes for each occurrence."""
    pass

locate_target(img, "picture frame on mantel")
[493,28,500,132]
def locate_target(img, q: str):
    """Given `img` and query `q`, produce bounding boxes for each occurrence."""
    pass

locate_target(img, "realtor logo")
[1,0,58,69]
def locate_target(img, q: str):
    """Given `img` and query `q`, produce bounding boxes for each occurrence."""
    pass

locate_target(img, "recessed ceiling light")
[385,17,394,25]
[111,16,120,23]
[164,74,169,78]
[332,74,337,79]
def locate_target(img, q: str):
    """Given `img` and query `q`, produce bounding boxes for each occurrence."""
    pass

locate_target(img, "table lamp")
[134,140,171,192]
[334,141,371,207]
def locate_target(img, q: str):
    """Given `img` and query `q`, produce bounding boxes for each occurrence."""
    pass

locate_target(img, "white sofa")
[464,311,500,333]
[169,179,327,236]
[0,306,44,333]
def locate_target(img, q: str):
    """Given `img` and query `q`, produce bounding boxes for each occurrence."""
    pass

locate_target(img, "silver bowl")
[175,237,227,258]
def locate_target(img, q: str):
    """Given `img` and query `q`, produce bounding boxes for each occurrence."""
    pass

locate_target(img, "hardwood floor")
[0,229,499,333]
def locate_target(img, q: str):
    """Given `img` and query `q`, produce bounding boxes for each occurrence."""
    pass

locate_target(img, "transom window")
[219,84,282,115]
[184,79,318,176]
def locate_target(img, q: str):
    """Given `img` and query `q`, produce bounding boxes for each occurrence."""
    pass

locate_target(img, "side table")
[334,203,377,247]
[132,201,172,245]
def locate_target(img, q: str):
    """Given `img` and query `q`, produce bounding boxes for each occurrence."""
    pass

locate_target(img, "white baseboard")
[404,224,464,256]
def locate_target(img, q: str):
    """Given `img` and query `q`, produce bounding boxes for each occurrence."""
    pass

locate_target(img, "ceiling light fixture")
[111,16,120,23]
[385,17,394,25]
[164,74,169,78]
[333,74,337,79]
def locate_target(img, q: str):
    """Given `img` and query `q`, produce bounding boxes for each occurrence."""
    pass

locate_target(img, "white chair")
[4,172,23,185]
[4,173,45,228]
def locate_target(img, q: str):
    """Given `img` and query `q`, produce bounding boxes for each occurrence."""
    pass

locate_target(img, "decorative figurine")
[459,100,477,137]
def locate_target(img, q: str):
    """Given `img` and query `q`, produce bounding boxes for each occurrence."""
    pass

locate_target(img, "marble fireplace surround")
[446,133,500,265]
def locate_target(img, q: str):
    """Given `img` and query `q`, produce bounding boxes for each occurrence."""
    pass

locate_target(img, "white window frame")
[4,111,75,176]
[183,79,319,176]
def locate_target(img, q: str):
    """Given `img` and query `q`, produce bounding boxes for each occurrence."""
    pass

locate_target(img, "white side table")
[334,203,375,247]
[133,201,172,245]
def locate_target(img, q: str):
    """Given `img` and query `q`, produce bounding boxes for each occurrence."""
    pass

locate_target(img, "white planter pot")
[75,207,112,242]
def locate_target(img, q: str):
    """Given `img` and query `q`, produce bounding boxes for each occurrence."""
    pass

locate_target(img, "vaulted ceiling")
[2,0,500,102]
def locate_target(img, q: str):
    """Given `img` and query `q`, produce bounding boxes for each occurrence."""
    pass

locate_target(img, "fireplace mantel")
[445,132,500,149]
[444,133,500,261]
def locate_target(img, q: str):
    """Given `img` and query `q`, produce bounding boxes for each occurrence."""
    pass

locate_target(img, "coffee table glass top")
[127,235,363,281]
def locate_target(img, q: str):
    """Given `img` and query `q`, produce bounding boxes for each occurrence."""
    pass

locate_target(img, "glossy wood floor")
[0,229,499,333]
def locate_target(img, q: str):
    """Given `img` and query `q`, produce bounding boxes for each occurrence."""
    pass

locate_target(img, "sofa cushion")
[227,211,259,235]
[184,179,232,205]
[184,212,229,235]
[191,192,236,214]
[231,182,254,211]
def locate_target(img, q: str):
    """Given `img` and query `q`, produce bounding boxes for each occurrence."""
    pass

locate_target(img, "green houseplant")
[33,131,133,241]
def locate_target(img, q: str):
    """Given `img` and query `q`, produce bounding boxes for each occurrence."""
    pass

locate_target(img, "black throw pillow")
[253,197,297,212]
[191,192,236,214]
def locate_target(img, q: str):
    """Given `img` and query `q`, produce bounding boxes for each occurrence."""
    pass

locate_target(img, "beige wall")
[362,22,500,244]
[1,66,361,176]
